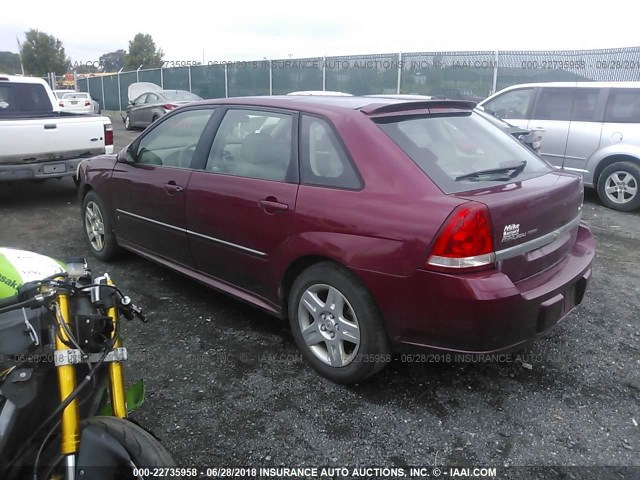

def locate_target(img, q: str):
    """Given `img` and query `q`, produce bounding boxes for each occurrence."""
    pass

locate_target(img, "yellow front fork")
[107,278,127,419]
[55,294,81,455]
[55,277,127,460]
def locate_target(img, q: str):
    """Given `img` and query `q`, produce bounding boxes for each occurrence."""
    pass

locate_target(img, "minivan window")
[571,88,600,122]
[482,88,535,120]
[604,88,640,123]
[533,88,574,121]
[376,112,552,194]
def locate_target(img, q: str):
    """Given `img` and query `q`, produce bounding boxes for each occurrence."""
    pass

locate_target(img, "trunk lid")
[455,171,583,282]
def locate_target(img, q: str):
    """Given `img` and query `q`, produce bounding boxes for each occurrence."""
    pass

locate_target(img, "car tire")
[152,115,159,123]
[288,262,390,384]
[597,161,640,212]
[82,190,120,261]
[124,115,133,130]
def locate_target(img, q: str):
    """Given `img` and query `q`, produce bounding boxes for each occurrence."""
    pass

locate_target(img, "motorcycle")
[0,247,180,479]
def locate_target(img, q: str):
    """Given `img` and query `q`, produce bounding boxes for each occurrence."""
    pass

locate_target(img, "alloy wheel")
[84,201,105,251]
[297,283,361,367]
[604,171,638,204]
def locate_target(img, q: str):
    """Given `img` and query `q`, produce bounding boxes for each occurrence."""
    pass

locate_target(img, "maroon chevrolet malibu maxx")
[78,96,595,383]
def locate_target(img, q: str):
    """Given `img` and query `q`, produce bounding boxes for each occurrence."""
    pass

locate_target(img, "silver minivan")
[479,82,640,211]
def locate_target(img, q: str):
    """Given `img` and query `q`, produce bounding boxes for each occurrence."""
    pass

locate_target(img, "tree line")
[0,30,164,76]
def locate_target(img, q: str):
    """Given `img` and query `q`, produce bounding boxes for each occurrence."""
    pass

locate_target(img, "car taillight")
[162,104,176,110]
[104,124,113,146]
[84,100,91,107]
[425,202,495,272]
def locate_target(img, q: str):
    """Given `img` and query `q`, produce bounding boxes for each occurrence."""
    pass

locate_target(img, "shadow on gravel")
[0,178,78,209]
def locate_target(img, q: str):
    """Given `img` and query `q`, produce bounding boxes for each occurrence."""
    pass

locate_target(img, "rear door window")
[604,88,640,123]
[205,109,294,182]
[532,88,574,121]
[376,112,552,194]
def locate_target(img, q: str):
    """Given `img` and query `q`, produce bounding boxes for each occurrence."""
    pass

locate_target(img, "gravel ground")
[0,115,638,479]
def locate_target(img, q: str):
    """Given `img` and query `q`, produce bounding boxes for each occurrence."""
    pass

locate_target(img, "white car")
[55,91,100,114]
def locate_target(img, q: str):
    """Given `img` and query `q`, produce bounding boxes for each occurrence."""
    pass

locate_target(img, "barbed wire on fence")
[77,47,640,111]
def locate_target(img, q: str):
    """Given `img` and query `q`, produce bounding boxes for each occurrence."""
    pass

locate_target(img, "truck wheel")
[82,191,120,260]
[288,262,390,384]
[597,162,640,211]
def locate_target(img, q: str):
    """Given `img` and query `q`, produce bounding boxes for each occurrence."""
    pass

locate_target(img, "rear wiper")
[455,160,527,181]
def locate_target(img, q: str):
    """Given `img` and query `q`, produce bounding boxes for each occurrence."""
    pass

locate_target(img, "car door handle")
[259,197,289,212]
[44,124,57,129]
[164,181,184,194]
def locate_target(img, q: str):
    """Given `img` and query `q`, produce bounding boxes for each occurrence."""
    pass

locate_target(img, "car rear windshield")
[62,93,88,99]
[162,91,202,101]
[375,111,552,194]
[0,83,53,116]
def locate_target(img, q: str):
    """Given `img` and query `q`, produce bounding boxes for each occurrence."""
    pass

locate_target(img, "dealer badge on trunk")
[502,223,526,243]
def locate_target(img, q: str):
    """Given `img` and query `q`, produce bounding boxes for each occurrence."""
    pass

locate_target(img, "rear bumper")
[0,158,85,181]
[0,151,112,181]
[356,223,596,353]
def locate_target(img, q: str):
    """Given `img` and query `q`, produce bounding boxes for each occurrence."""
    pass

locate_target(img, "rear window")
[62,92,89,100]
[0,83,53,115]
[376,112,552,194]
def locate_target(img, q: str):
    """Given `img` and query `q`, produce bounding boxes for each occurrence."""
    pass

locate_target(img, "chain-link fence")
[77,46,640,111]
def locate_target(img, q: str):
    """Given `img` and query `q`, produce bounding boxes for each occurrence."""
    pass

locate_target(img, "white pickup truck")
[0,74,113,182]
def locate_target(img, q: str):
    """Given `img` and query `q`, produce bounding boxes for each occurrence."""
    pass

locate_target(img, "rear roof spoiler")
[360,100,477,115]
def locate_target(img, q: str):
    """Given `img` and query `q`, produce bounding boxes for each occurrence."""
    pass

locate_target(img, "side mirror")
[128,100,134,106]
[117,145,136,163]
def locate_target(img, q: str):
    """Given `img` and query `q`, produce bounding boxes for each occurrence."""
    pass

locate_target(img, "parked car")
[0,75,113,183]
[124,85,202,130]
[368,94,543,153]
[54,90,100,114]
[78,96,595,383]
[479,81,640,211]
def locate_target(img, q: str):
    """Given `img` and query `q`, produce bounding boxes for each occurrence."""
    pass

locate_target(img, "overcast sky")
[1,0,639,63]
